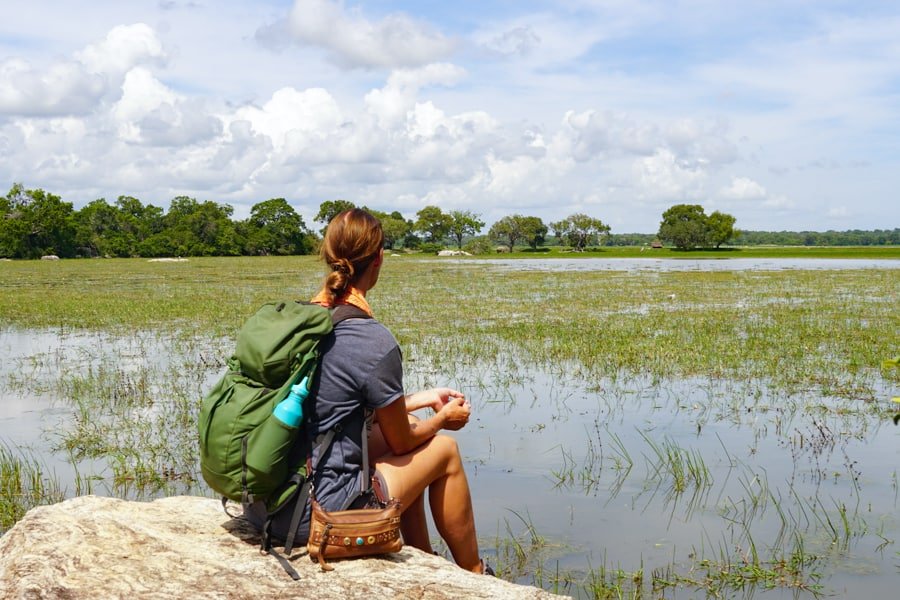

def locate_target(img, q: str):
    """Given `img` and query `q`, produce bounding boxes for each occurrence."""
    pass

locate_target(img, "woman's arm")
[376,391,470,455]
[404,387,466,413]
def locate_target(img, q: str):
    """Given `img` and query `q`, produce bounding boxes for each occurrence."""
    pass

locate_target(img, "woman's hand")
[377,389,471,455]
[406,387,468,414]
[438,396,471,431]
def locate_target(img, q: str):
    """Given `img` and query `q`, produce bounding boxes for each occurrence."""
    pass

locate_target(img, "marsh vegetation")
[1,255,897,597]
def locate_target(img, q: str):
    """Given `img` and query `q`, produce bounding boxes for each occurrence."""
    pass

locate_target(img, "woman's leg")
[399,492,432,553]
[370,417,433,553]
[375,435,482,573]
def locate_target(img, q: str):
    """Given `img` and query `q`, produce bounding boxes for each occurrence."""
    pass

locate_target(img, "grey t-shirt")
[307,316,404,511]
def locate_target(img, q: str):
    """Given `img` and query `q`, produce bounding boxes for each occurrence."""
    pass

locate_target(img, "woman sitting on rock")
[250,208,487,573]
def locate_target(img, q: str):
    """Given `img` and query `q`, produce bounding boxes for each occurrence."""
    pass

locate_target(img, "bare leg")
[400,492,432,553]
[370,416,433,553]
[375,435,482,573]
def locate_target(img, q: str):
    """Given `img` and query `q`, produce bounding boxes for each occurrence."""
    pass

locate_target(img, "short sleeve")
[363,345,404,410]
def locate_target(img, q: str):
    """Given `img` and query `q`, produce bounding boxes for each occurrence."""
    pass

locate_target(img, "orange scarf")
[311,285,373,317]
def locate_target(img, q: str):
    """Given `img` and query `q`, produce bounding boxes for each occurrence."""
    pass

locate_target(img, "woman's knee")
[429,434,462,468]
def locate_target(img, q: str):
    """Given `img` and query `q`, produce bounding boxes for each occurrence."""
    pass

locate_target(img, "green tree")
[366,208,410,250]
[447,210,485,249]
[706,211,738,248]
[519,216,548,249]
[550,213,611,251]
[489,214,548,251]
[0,184,29,257]
[155,196,241,256]
[244,198,312,255]
[658,204,710,250]
[0,184,76,258]
[116,196,164,244]
[73,199,131,257]
[415,205,452,244]
[315,199,357,235]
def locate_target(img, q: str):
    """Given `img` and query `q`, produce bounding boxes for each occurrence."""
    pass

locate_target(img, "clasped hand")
[409,387,471,431]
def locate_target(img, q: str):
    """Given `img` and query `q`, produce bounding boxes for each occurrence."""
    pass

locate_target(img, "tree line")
[0,184,895,259]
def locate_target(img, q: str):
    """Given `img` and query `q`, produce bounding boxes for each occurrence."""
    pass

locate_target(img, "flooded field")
[1,256,897,598]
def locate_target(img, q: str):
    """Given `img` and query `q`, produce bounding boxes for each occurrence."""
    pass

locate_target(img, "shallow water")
[3,327,897,598]
[441,257,900,272]
[1,295,897,598]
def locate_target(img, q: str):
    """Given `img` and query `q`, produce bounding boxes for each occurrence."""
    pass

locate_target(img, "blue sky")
[1,0,898,232]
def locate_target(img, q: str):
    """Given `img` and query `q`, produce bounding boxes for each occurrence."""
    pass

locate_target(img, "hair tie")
[331,261,351,275]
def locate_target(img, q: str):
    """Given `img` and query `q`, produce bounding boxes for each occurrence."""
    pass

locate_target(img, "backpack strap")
[330,303,371,324]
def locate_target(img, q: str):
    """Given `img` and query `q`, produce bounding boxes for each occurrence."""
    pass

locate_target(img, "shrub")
[418,242,444,255]
[463,238,493,255]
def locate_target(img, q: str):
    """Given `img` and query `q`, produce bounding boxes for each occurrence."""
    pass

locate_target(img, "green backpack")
[198,301,369,515]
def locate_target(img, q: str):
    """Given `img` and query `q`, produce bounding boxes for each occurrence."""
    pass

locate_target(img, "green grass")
[0,445,65,534]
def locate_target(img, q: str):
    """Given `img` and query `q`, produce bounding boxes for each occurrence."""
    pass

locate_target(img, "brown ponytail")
[319,208,384,304]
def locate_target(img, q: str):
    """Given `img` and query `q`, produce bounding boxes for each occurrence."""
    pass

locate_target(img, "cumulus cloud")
[275,0,455,69]
[0,58,105,116]
[720,176,767,200]
[76,24,166,75]
[632,148,707,200]
[231,87,343,154]
[364,63,466,126]
[0,23,166,117]
[112,68,221,146]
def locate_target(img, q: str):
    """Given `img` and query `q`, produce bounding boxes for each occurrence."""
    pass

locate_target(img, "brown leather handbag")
[307,410,403,571]
[307,497,402,571]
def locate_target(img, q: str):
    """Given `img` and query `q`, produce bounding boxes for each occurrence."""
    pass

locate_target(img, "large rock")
[0,496,566,599]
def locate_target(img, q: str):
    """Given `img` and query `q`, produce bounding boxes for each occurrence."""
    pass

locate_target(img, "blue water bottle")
[273,375,310,427]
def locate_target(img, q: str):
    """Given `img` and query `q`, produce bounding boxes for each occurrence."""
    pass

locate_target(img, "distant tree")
[0,184,76,258]
[551,213,611,251]
[158,196,241,256]
[706,211,738,248]
[116,196,164,243]
[519,216,548,249]
[73,199,131,257]
[447,210,485,249]
[415,205,452,244]
[489,214,545,251]
[0,184,30,257]
[244,198,312,255]
[365,208,410,250]
[658,204,710,250]
[315,199,357,235]
[489,216,521,250]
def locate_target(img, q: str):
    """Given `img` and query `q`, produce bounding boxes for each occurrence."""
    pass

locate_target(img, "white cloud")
[75,23,166,75]
[720,176,767,200]
[482,26,541,57]
[281,0,455,69]
[0,23,166,117]
[0,58,105,116]
[633,148,707,200]
[232,87,343,154]
[111,68,221,146]
[364,63,466,126]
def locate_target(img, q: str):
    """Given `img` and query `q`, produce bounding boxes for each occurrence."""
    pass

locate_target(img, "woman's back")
[308,317,403,512]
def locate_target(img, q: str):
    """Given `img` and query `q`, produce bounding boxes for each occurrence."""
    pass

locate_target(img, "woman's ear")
[374,248,384,267]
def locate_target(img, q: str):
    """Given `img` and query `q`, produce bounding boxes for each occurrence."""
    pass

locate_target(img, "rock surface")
[0,496,566,599]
